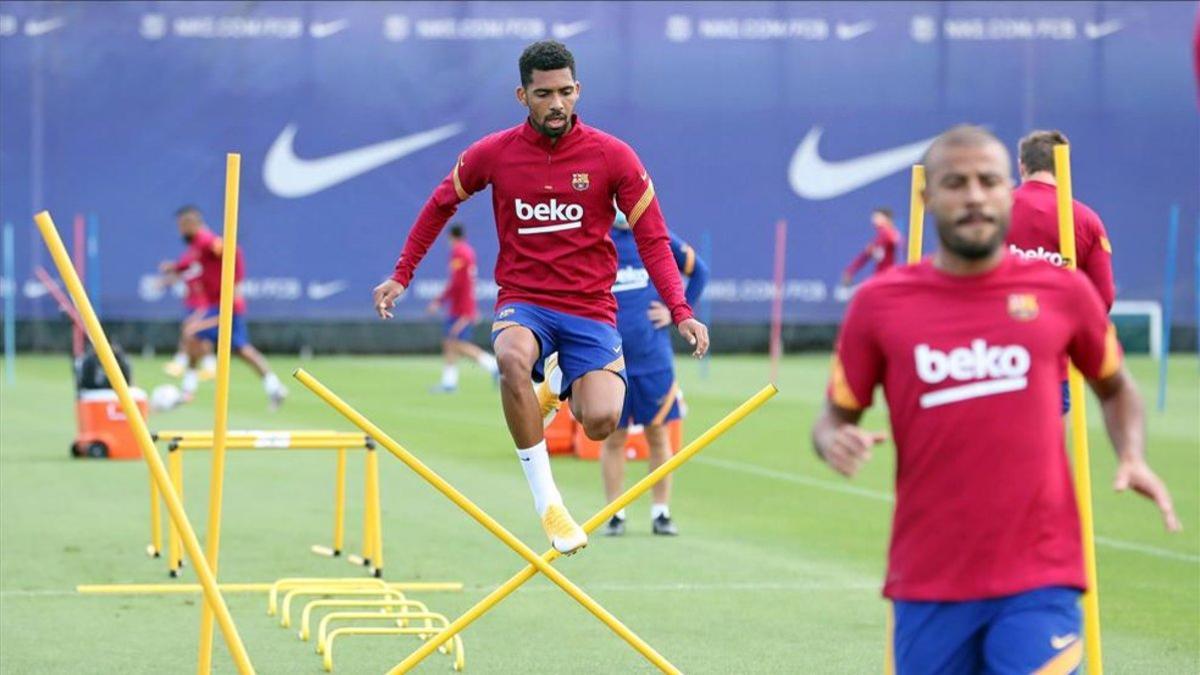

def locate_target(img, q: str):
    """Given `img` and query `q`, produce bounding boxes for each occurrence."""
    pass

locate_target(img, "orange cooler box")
[73,388,149,459]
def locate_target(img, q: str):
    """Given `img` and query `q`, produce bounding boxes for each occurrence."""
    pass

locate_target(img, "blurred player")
[812,125,1179,675]
[373,41,708,555]
[168,206,288,410]
[601,210,708,536]
[158,250,213,401]
[839,207,900,288]
[1008,130,1115,308]
[426,223,499,392]
[1008,129,1116,414]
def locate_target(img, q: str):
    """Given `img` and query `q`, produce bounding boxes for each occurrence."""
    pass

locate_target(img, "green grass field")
[1,353,1197,673]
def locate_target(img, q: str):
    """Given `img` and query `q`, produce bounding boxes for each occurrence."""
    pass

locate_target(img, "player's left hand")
[1114,458,1182,532]
[677,317,709,358]
[646,301,672,329]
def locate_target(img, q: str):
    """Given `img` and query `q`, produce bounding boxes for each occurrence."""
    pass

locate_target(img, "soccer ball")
[150,384,183,412]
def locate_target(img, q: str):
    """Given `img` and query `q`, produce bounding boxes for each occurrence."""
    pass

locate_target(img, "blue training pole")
[86,213,100,316]
[699,229,711,380]
[1157,205,1179,412]
[3,222,15,384]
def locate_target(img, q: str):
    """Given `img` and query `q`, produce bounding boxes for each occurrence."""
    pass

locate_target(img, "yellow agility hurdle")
[147,430,384,578]
[1055,144,1104,673]
[294,367,777,673]
[34,211,255,674]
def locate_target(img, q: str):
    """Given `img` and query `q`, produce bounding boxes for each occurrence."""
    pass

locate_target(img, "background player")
[1008,129,1117,414]
[158,249,214,402]
[812,125,1179,674]
[601,210,708,537]
[167,205,288,410]
[426,223,499,392]
[1008,129,1115,309]
[839,207,901,288]
[372,41,709,555]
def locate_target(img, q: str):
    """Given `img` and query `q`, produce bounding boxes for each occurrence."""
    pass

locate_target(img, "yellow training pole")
[907,164,925,264]
[33,211,254,674]
[169,447,184,575]
[387,383,779,673]
[333,449,347,554]
[148,469,162,557]
[1055,144,1103,673]
[368,449,384,575]
[296,369,712,675]
[361,452,377,565]
[198,153,242,674]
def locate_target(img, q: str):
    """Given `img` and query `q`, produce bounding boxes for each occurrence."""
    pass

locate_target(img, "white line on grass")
[695,456,1200,565]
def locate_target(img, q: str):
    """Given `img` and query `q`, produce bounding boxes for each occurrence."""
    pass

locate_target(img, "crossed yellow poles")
[295,368,777,673]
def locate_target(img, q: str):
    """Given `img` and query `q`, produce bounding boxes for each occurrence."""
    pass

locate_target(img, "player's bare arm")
[812,402,888,478]
[1088,366,1182,532]
[373,278,406,320]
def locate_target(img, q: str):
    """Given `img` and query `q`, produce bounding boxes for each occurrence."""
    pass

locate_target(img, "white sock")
[476,353,498,375]
[263,371,282,395]
[170,352,188,368]
[181,370,198,395]
[441,365,459,389]
[201,355,217,372]
[516,440,561,516]
[613,508,627,521]
[651,503,671,520]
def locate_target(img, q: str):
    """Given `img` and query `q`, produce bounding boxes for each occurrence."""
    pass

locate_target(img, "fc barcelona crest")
[1007,293,1039,321]
[572,173,590,191]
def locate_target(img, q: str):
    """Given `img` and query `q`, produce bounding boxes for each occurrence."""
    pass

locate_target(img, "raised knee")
[582,412,620,441]
[496,349,532,379]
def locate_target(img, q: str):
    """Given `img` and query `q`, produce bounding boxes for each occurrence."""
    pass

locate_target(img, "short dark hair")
[872,207,894,220]
[922,124,1009,176]
[448,223,464,239]
[519,40,575,87]
[174,204,201,218]
[1018,129,1069,175]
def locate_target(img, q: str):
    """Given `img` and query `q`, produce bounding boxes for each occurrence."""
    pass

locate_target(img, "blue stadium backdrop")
[1,1,1196,324]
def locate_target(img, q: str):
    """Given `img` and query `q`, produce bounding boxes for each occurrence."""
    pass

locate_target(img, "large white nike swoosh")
[788,127,936,200]
[264,123,464,198]
[25,18,66,37]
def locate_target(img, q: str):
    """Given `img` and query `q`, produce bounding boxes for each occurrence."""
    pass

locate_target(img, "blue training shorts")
[188,307,249,350]
[892,586,1082,675]
[490,302,627,398]
[444,315,475,341]
[620,369,682,427]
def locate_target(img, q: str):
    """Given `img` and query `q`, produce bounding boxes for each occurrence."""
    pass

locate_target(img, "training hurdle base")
[147,430,385,578]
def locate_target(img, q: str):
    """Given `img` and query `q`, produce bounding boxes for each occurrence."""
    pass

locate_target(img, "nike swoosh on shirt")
[307,280,348,300]
[788,127,936,200]
[264,123,464,198]
[24,18,66,36]
[552,21,590,40]
[309,19,348,39]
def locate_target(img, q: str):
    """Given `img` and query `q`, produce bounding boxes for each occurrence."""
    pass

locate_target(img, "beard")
[532,113,570,138]
[935,212,1008,260]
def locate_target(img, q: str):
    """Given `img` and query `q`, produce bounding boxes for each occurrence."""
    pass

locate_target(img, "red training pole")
[72,213,85,357]
[769,219,787,384]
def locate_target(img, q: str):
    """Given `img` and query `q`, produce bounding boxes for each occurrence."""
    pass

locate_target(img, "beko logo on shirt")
[514,199,584,235]
[1009,244,1066,267]
[914,340,1031,408]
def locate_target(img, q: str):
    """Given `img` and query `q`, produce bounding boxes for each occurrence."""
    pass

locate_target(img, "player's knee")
[495,348,533,383]
[581,410,620,441]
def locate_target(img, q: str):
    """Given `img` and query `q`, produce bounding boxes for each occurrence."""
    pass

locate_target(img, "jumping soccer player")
[168,205,288,410]
[601,211,708,537]
[159,248,214,395]
[373,41,709,555]
[1007,129,1115,309]
[812,125,1179,675]
[840,207,901,287]
[426,223,499,392]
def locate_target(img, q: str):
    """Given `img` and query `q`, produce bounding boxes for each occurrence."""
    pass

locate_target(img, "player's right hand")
[821,426,887,478]
[372,279,406,320]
